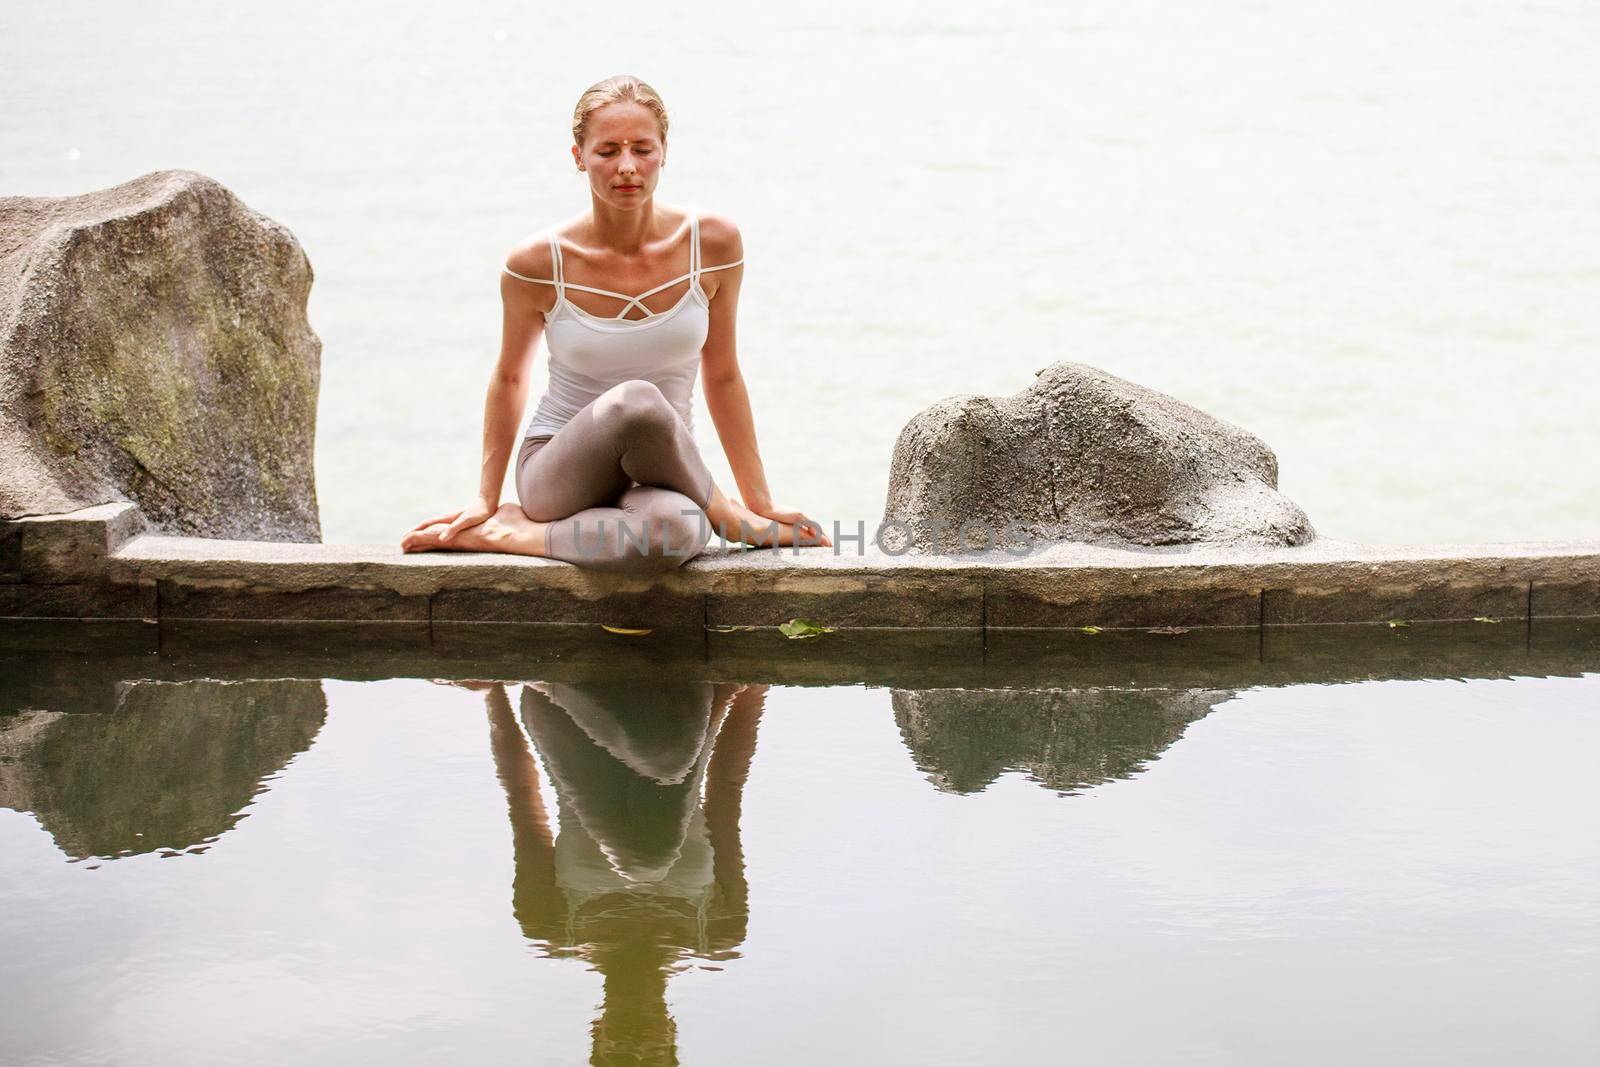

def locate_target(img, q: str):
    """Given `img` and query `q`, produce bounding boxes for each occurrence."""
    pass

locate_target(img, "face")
[573,101,666,208]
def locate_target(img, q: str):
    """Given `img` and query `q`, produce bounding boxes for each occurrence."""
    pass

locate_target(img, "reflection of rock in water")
[892,687,1230,795]
[0,679,326,860]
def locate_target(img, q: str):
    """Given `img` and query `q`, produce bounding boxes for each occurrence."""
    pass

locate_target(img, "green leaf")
[600,625,653,636]
[1386,620,1411,629]
[1472,616,1501,624]
[779,618,835,640]
[1080,626,1103,635]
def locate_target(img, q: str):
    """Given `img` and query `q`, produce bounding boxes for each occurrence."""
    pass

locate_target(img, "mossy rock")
[0,170,321,540]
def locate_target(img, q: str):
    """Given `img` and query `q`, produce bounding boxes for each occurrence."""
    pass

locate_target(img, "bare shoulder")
[500,228,566,317]
[696,211,744,267]
[503,232,555,282]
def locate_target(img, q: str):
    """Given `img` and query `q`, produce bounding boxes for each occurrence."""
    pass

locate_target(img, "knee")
[596,379,676,441]
[633,496,710,572]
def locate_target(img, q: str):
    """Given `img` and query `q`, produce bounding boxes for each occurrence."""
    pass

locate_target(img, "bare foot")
[401,503,549,556]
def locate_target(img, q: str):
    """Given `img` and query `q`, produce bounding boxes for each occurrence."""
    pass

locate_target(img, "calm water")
[3,624,1599,1064]
[2,1,1597,545]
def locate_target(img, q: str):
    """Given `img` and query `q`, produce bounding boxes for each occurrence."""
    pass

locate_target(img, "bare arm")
[476,272,548,501]
[433,247,551,543]
[699,218,777,513]
[698,216,829,546]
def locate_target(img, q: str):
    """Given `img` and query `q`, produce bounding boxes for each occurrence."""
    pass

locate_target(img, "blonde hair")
[572,75,669,147]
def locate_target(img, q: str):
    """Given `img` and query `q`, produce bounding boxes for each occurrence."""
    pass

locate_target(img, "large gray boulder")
[883,361,1314,552]
[0,170,321,540]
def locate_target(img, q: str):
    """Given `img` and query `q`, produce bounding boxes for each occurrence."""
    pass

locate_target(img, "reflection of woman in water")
[479,679,765,1065]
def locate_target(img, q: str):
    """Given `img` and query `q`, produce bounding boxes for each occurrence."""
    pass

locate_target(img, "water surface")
[3,624,1597,1064]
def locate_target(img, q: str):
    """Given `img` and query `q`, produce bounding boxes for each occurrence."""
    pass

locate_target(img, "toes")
[401,524,449,552]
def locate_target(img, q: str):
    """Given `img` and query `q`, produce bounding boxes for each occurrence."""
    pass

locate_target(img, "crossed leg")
[514,381,714,575]
[403,379,814,568]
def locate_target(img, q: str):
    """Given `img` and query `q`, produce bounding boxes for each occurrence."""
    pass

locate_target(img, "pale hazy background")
[4,0,1596,545]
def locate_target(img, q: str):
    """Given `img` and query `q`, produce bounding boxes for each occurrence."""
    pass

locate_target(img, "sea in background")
[4,0,1597,546]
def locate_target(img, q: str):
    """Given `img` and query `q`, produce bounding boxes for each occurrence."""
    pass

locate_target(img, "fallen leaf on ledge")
[779,618,835,639]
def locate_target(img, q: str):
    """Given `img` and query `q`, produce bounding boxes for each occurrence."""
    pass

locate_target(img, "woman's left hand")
[747,501,832,547]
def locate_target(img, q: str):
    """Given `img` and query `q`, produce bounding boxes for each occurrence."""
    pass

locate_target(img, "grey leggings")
[515,380,716,575]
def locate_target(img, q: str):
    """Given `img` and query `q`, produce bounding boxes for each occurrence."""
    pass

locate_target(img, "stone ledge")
[2,502,144,583]
[1,505,1596,628]
[0,578,156,620]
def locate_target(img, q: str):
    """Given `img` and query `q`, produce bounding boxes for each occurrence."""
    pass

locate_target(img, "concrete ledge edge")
[1,506,1595,628]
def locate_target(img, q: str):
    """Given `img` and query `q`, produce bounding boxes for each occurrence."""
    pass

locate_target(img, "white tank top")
[501,212,743,441]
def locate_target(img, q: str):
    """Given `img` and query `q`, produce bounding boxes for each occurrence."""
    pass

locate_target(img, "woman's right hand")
[410,497,496,544]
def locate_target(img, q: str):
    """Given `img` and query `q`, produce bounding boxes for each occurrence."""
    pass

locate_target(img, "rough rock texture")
[0,169,321,540]
[882,361,1314,552]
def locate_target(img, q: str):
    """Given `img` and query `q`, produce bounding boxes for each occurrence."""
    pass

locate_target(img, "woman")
[402,75,830,573]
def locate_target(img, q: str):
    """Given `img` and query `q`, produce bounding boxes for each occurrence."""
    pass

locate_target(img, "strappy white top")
[501,212,743,442]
